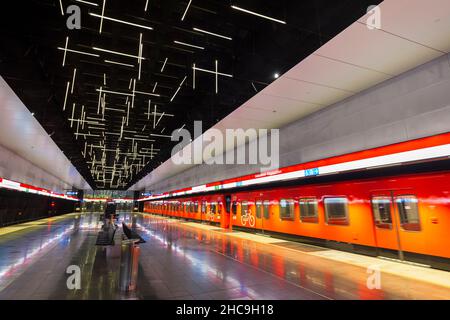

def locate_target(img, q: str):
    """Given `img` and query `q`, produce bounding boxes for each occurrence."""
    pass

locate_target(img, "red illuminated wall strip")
[0,177,78,201]
[210,132,450,187]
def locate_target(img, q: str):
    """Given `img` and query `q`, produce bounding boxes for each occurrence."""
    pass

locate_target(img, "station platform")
[0,211,449,300]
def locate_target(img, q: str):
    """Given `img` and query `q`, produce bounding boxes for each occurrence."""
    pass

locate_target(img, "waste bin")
[119,239,140,291]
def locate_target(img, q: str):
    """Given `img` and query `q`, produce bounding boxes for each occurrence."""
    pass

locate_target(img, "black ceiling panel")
[0,0,382,190]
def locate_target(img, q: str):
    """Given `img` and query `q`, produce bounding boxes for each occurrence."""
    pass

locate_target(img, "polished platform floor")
[0,211,449,300]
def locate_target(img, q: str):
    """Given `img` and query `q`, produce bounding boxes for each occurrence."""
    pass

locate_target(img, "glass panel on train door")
[201,201,206,221]
[395,196,421,231]
[255,200,264,233]
[263,200,270,219]
[372,197,393,229]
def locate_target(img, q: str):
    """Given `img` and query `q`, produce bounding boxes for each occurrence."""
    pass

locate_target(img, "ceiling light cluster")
[52,0,288,189]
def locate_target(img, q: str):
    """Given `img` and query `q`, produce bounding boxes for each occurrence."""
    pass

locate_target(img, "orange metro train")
[143,133,450,271]
[144,168,450,271]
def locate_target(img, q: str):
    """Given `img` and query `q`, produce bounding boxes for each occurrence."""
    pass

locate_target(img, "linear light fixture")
[134,90,161,97]
[75,0,99,6]
[160,57,168,72]
[138,33,143,80]
[58,47,100,58]
[177,124,186,132]
[93,47,145,60]
[61,37,69,66]
[231,5,286,24]
[89,13,154,30]
[192,66,233,77]
[58,0,64,15]
[193,63,196,89]
[96,88,133,96]
[104,59,135,68]
[99,0,106,33]
[155,112,165,127]
[170,76,187,102]
[193,27,232,40]
[71,68,77,93]
[63,81,70,111]
[181,0,193,21]
[174,40,204,50]
[150,133,171,138]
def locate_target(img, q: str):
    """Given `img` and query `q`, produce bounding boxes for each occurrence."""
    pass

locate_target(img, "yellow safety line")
[0,212,80,236]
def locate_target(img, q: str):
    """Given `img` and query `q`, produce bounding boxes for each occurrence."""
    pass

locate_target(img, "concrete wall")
[147,54,450,193]
[0,144,78,193]
[0,76,91,193]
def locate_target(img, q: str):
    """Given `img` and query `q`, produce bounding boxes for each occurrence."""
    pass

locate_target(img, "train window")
[324,197,349,225]
[255,201,262,218]
[396,196,421,231]
[371,197,392,229]
[232,201,237,215]
[299,198,318,223]
[201,201,206,213]
[279,199,295,220]
[241,201,249,216]
[263,200,270,219]
[211,203,217,214]
[194,201,199,213]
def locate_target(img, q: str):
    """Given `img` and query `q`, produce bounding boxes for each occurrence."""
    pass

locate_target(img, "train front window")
[279,199,295,220]
[263,200,270,219]
[396,196,421,231]
[372,197,392,229]
[299,198,318,223]
[255,201,262,218]
[324,197,349,225]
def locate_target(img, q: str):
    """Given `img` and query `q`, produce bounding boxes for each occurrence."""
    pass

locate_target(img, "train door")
[370,189,426,264]
[255,200,265,234]
[201,200,206,223]
[222,195,232,230]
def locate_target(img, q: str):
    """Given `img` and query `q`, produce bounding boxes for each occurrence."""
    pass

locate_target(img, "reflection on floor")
[0,211,449,300]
